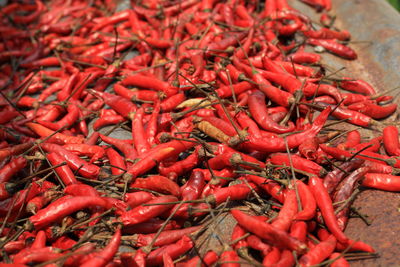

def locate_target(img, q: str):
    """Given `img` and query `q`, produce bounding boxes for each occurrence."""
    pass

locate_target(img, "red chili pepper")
[146,235,194,266]
[307,38,357,59]
[269,153,327,176]
[131,175,180,197]
[309,176,349,243]
[299,235,336,266]
[40,143,102,179]
[271,189,298,231]
[245,106,330,152]
[120,195,178,226]
[13,247,62,265]
[182,250,219,267]
[248,91,295,133]
[80,229,121,267]
[338,77,376,95]
[106,147,127,176]
[135,226,200,247]
[287,51,321,64]
[362,173,400,191]
[90,90,137,120]
[26,122,84,145]
[29,195,109,229]
[0,142,34,162]
[231,209,307,253]
[47,152,78,186]
[132,107,150,156]
[293,180,317,221]
[0,156,27,183]
[220,249,240,267]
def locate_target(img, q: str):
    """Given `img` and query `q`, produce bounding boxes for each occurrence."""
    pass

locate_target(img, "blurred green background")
[388,0,400,10]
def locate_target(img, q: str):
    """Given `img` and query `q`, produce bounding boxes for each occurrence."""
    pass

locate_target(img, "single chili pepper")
[63,143,105,163]
[287,51,321,64]
[159,148,200,180]
[338,77,376,95]
[131,175,180,197]
[219,249,240,267]
[271,189,298,231]
[0,156,27,183]
[26,189,59,214]
[309,176,349,243]
[293,180,317,221]
[337,130,361,150]
[26,122,84,145]
[28,195,109,229]
[246,174,285,203]
[93,115,126,131]
[307,38,357,59]
[114,83,160,102]
[40,143,103,179]
[304,28,350,40]
[231,209,307,253]
[0,141,34,162]
[145,235,193,266]
[121,73,174,96]
[334,166,370,230]
[180,170,206,201]
[13,247,62,265]
[100,134,137,161]
[362,173,400,191]
[105,147,127,176]
[245,106,330,152]
[352,135,382,153]
[30,230,47,249]
[80,229,121,267]
[90,90,137,120]
[329,252,350,267]
[269,153,327,176]
[47,152,78,186]
[135,226,200,247]
[182,250,219,267]
[132,107,150,156]
[248,91,295,133]
[299,235,336,266]
[262,246,281,266]
[120,195,178,226]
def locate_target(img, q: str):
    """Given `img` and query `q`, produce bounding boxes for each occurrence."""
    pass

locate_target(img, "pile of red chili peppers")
[0,0,399,266]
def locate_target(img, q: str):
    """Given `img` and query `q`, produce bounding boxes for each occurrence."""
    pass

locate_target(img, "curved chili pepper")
[231,209,308,253]
[80,229,121,267]
[248,91,295,133]
[271,189,298,231]
[26,122,84,144]
[338,77,376,95]
[0,156,27,183]
[246,106,330,152]
[29,195,109,229]
[309,176,349,243]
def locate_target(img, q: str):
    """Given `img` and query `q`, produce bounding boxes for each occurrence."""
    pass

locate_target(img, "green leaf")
[387,0,400,10]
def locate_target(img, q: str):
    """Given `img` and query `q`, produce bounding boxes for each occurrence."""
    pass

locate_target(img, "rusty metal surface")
[290,1,400,266]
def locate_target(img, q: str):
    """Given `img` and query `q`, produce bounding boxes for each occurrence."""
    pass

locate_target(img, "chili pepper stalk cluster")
[0,0,398,266]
